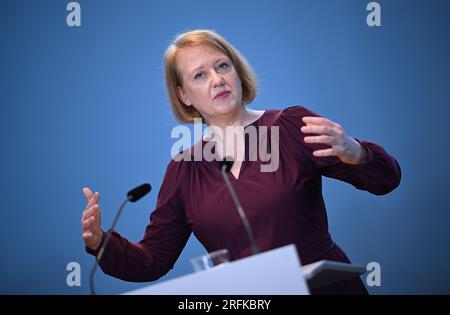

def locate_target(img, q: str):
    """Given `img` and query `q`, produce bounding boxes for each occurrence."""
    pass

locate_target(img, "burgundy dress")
[86,106,401,295]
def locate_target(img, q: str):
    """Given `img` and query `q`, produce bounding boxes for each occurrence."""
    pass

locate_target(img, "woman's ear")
[177,86,192,106]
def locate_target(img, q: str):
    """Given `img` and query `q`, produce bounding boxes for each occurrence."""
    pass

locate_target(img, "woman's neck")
[206,106,250,129]
[203,107,265,143]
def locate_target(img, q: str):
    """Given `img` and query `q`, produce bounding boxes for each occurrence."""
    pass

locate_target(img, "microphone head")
[127,183,152,202]
[219,157,234,172]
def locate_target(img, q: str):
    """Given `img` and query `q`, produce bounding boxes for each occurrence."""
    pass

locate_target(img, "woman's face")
[176,44,243,124]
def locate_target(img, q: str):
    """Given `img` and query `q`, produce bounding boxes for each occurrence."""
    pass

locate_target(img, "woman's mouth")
[213,91,231,100]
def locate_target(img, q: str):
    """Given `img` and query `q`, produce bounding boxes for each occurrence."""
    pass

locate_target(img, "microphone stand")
[89,197,129,295]
[220,162,260,255]
[88,183,151,295]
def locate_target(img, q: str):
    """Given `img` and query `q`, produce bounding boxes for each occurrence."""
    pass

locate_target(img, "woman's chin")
[212,100,241,113]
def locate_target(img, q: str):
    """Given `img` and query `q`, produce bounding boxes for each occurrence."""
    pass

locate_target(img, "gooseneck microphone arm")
[89,198,128,295]
[220,159,260,255]
[89,183,151,295]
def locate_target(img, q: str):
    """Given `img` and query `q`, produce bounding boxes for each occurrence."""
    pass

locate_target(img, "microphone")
[127,183,152,202]
[219,158,260,255]
[89,183,152,295]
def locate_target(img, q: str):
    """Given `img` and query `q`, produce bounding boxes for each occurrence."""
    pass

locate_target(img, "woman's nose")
[210,71,225,87]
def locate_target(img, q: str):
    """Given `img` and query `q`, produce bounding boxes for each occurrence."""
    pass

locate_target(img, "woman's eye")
[194,72,205,80]
[218,62,229,70]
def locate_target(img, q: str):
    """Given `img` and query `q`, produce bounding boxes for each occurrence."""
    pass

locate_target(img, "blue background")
[1,0,449,294]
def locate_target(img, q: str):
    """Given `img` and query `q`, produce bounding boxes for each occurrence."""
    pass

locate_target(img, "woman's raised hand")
[301,116,367,165]
[81,187,103,251]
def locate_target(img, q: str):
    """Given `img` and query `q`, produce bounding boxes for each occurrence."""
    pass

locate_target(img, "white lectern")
[123,244,366,295]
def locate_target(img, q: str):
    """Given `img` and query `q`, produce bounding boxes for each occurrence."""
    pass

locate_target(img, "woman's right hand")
[81,187,103,251]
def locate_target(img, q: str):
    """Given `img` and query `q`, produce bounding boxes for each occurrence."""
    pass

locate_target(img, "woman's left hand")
[301,116,367,165]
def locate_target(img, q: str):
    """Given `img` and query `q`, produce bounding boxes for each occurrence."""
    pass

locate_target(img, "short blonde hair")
[164,30,258,123]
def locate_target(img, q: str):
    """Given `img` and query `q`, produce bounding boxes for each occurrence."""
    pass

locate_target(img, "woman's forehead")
[177,45,228,70]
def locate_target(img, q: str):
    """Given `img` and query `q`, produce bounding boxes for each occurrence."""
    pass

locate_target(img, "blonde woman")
[81,30,401,294]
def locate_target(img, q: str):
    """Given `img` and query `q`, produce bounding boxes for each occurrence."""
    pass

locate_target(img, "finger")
[85,192,100,209]
[82,204,100,221]
[93,209,101,223]
[304,135,335,145]
[82,187,94,202]
[313,148,336,157]
[302,116,335,127]
[82,204,100,222]
[301,125,335,136]
[82,216,96,232]
[82,231,93,240]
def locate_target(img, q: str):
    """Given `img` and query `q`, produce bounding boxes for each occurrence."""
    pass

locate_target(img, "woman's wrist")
[88,230,104,252]
[357,144,368,164]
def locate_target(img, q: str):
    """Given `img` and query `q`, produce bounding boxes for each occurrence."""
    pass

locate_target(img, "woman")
[81,30,401,294]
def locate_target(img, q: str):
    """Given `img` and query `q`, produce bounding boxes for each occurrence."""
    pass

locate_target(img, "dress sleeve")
[277,105,401,196]
[85,158,192,282]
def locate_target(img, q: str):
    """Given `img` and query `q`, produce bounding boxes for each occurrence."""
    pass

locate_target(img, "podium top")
[302,260,366,289]
[122,244,367,295]
[124,244,309,295]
